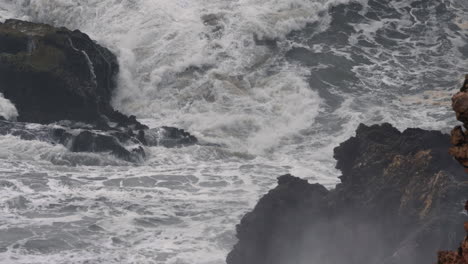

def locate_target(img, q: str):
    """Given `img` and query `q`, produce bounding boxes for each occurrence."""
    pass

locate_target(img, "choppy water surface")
[0,0,468,263]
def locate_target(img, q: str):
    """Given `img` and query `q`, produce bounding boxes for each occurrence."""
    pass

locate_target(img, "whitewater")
[0,0,467,263]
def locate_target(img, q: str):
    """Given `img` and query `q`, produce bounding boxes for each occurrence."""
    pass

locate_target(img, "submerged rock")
[0,19,143,129]
[227,123,468,264]
[6,196,30,210]
[0,120,198,162]
[144,127,198,148]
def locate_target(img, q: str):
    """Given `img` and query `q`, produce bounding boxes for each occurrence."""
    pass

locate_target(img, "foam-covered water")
[0,93,18,121]
[0,0,468,263]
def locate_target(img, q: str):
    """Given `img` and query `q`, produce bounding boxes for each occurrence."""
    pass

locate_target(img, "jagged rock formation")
[0,19,141,128]
[436,76,468,264]
[450,75,468,171]
[227,123,468,264]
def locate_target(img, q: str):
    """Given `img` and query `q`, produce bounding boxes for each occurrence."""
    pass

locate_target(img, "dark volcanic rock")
[0,120,198,161]
[0,19,144,129]
[228,175,330,264]
[70,130,144,162]
[227,123,468,264]
[0,19,199,160]
[0,120,145,162]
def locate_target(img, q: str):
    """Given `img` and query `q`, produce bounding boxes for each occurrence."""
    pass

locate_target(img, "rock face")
[227,123,468,264]
[436,76,468,264]
[450,75,468,171]
[0,19,141,128]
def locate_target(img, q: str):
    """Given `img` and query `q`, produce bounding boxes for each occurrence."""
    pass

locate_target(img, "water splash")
[0,93,18,121]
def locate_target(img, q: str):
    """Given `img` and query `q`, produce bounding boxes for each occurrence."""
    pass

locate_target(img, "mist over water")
[0,0,468,263]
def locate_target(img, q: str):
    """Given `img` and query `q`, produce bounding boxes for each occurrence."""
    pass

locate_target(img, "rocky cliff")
[449,75,468,172]
[227,123,468,264]
[436,76,468,264]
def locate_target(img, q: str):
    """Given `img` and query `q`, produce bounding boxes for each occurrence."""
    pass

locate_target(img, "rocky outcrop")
[227,123,468,264]
[436,76,468,264]
[449,75,468,171]
[0,19,199,160]
[0,19,142,128]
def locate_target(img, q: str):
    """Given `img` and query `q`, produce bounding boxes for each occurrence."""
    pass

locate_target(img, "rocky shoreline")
[1,18,467,264]
[0,19,198,161]
[226,76,468,264]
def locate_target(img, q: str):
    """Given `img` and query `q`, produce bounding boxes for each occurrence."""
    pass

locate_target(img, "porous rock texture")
[227,123,468,264]
[450,75,468,172]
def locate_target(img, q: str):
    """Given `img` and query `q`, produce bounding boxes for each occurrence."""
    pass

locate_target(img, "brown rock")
[438,251,463,264]
[452,126,466,146]
[440,75,468,264]
[453,92,468,116]
[449,146,468,162]
[437,226,468,264]
[463,239,468,263]
[450,77,468,172]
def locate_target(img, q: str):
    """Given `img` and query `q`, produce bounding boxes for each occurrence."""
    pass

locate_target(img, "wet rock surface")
[0,19,133,126]
[0,120,198,162]
[227,123,468,264]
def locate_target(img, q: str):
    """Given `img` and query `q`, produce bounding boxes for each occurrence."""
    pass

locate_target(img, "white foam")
[6,0,361,154]
[0,93,18,121]
[1,0,467,263]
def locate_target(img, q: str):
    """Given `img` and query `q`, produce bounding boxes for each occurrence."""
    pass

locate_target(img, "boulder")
[0,19,144,129]
[227,123,468,264]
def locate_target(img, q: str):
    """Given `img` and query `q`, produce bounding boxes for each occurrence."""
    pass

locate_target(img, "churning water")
[0,0,467,263]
